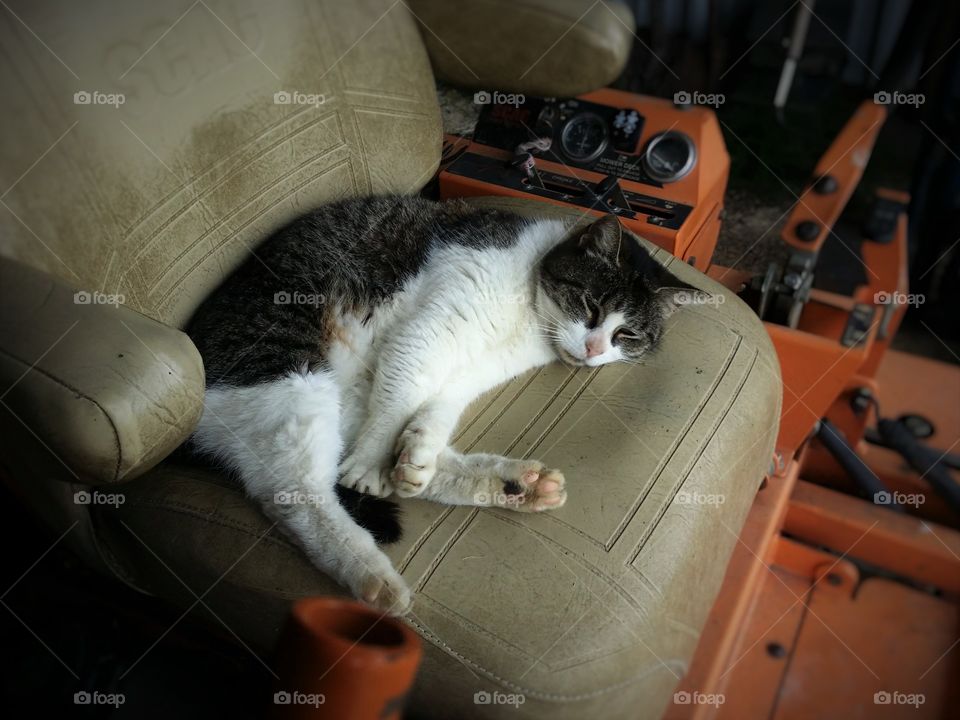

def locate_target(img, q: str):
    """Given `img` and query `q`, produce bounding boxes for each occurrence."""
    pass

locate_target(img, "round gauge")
[560,112,610,163]
[641,131,697,183]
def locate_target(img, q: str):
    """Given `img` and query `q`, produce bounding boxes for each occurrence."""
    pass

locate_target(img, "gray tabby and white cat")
[186,196,700,614]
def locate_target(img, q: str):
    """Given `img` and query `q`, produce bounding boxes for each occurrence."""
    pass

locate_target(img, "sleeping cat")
[186,196,701,614]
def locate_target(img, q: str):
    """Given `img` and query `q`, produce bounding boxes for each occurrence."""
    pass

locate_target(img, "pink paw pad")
[538,479,559,493]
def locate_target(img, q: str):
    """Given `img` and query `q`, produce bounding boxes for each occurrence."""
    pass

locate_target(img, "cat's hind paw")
[496,462,567,512]
[390,424,443,497]
[339,454,393,498]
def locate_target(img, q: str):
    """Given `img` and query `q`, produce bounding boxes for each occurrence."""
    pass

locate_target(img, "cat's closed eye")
[581,294,601,328]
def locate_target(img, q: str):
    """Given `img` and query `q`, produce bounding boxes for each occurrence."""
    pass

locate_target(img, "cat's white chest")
[442,299,553,399]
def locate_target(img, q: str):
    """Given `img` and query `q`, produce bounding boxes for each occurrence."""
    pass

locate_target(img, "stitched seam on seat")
[398,506,455,573]
[608,334,745,551]
[118,499,320,595]
[415,507,480,590]
[484,511,644,612]
[416,595,541,661]
[407,616,683,702]
[629,346,760,565]
[0,345,122,481]
[125,498,295,551]
[511,366,602,456]
[133,111,341,267]
[155,151,350,302]
[125,104,320,254]
[454,367,541,445]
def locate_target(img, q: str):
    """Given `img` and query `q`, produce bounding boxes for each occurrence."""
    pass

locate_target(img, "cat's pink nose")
[585,336,605,358]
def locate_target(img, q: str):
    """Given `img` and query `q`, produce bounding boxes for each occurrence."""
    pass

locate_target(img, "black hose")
[878,418,960,515]
[816,418,903,511]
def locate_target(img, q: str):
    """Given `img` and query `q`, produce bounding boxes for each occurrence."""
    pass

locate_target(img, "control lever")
[510,137,552,189]
[815,418,903,512]
[590,175,628,211]
[877,418,960,515]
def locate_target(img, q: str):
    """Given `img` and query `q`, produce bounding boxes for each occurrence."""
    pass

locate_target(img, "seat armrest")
[408,0,635,96]
[0,257,204,485]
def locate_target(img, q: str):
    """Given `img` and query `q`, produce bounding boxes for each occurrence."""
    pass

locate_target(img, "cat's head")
[536,214,706,367]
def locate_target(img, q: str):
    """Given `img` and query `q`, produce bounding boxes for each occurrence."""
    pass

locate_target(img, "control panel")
[438,89,730,270]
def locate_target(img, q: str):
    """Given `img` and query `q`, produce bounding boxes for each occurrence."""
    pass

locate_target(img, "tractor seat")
[97,198,781,719]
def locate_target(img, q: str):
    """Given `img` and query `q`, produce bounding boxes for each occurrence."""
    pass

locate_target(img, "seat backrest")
[0,0,441,327]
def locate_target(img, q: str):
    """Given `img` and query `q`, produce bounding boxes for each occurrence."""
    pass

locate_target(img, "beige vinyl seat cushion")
[0,0,442,329]
[95,199,781,720]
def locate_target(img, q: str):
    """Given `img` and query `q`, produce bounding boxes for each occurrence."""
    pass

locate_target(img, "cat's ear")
[577,214,629,265]
[655,286,712,317]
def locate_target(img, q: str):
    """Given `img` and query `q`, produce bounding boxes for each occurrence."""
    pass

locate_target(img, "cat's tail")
[334,486,402,544]
[188,370,411,614]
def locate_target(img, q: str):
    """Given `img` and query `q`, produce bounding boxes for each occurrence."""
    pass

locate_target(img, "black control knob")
[795,221,820,242]
[813,175,838,194]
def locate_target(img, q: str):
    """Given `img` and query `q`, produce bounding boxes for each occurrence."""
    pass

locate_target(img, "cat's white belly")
[325,225,564,452]
[329,321,552,450]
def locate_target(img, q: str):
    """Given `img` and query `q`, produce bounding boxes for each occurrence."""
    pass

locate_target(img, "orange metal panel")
[712,566,809,720]
[665,461,800,719]
[784,480,960,595]
[772,577,958,720]
[780,101,887,253]
[767,324,872,455]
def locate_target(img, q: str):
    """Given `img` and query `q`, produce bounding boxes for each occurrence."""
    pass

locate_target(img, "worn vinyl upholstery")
[0,258,204,485]
[94,199,781,718]
[0,0,441,553]
[0,0,444,597]
[408,0,636,96]
[0,0,442,329]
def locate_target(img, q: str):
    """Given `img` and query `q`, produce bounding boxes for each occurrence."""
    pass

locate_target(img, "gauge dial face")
[560,113,610,163]
[641,131,697,183]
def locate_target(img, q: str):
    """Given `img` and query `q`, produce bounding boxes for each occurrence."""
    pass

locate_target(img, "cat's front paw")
[495,461,567,512]
[339,453,393,498]
[391,424,444,497]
